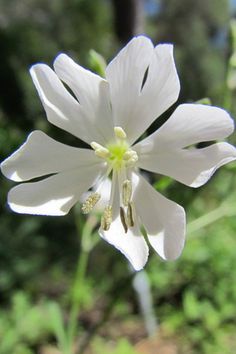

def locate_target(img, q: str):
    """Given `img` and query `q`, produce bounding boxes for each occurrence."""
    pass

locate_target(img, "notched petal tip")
[0,136,30,182]
[1,163,21,182]
[147,202,186,262]
[99,218,149,272]
[29,63,51,78]
[7,185,74,216]
[155,43,174,54]
[53,52,68,65]
[162,204,186,261]
[189,142,236,188]
[155,42,180,99]
[53,53,76,73]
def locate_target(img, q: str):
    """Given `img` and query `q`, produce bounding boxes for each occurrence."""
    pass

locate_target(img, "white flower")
[1,36,236,271]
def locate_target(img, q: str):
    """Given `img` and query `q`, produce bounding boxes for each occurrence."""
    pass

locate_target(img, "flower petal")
[54,54,114,144]
[133,173,186,260]
[127,44,180,144]
[137,142,236,187]
[135,104,234,150]
[30,64,108,145]
[7,164,106,216]
[105,36,154,142]
[99,219,149,271]
[94,178,112,211]
[1,130,102,182]
[106,39,180,144]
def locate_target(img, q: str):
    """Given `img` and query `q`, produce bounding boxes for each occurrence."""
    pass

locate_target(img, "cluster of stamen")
[82,126,138,233]
[90,127,138,169]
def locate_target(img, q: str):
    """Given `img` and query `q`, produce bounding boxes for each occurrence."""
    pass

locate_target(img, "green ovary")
[106,141,129,170]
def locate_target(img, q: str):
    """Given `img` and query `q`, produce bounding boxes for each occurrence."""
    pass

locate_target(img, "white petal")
[137,142,236,187]
[105,36,154,142]
[54,54,114,144]
[1,131,102,182]
[135,104,234,150]
[30,64,108,145]
[95,178,112,211]
[106,40,180,144]
[126,44,180,144]
[133,173,186,260]
[8,164,106,216]
[99,219,149,271]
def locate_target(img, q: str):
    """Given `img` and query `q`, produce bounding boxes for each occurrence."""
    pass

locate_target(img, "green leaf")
[195,97,212,105]
[88,49,106,77]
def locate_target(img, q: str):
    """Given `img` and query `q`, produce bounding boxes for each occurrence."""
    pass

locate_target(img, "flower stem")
[67,243,89,353]
[187,202,236,236]
[66,214,98,353]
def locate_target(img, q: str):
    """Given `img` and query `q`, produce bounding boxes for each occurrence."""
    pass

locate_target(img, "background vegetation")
[0,0,236,353]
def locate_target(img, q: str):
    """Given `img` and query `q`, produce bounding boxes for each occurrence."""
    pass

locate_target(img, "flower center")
[90,127,138,170]
[82,127,139,233]
[106,140,129,170]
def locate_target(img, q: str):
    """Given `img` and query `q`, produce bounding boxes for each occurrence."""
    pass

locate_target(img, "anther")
[91,141,110,158]
[101,205,112,231]
[81,192,101,214]
[127,202,135,227]
[95,148,110,159]
[122,179,132,207]
[120,207,128,233]
[91,142,104,150]
[114,126,127,139]
[123,150,134,160]
[125,157,138,167]
[123,150,138,166]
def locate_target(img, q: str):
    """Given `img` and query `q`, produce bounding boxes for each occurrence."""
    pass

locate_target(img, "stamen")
[81,192,101,214]
[114,126,127,139]
[95,148,110,159]
[91,141,104,150]
[123,150,135,160]
[101,205,112,231]
[123,150,138,166]
[127,202,135,227]
[122,179,132,207]
[91,141,110,158]
[120,207,128,233]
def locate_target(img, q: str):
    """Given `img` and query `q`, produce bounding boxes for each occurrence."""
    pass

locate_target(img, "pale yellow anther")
[114,126,127,139]
[91,141,110,158]
[123,150,138,161]
[95,148,110,159]
[101,205,113,231]
[123,151,133,160]
[91,141,104,151]
[125,160,134,167]
[81,192,101,214]
[125,152,138,167]
[122,179,132,207]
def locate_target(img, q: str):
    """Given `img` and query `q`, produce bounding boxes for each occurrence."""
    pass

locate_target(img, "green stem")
[67,241,89,353]
[187,202,236,236]
[66,214,98,353]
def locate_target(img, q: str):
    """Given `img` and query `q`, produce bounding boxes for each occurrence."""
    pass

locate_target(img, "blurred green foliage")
[0,0,236,353]
[0,292,54,353]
